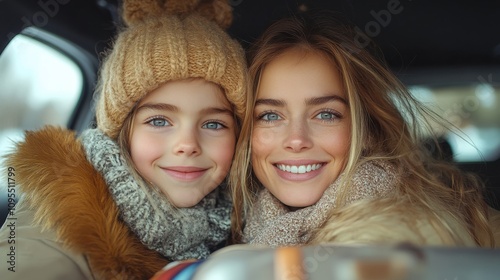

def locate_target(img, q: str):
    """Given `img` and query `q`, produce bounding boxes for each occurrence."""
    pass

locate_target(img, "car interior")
[1,0,499,278]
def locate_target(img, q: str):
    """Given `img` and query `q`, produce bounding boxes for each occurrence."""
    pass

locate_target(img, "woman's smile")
[273,161,326,181]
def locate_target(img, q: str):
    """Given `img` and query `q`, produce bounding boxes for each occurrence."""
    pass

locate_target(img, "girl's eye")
[147,118,170,127]
[202,121,225,130]
[260,112,281,121]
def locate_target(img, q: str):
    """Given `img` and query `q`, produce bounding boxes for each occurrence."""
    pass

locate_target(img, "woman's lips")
[275,163,323,174]
[161,166,208,181]
[273,162,325,181]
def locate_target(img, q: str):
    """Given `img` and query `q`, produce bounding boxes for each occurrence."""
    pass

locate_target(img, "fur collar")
[5,126,168,279]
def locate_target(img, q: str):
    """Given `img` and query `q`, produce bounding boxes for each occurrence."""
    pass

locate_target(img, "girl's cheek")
[220,136,237,162]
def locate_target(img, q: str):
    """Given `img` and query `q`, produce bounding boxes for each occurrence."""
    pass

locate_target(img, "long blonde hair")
[229,11,493,246]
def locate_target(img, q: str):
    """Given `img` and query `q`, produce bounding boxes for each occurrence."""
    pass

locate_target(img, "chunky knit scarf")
[243,161,398,247]
[80,129,231,260]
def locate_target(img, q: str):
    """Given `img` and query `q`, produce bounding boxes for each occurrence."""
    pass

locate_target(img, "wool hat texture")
[95,0,247,139]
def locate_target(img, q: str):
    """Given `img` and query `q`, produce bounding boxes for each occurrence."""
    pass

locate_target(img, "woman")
[230,11,500,248]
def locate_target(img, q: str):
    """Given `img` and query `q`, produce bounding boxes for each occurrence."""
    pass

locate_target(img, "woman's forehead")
[257,49,345,100]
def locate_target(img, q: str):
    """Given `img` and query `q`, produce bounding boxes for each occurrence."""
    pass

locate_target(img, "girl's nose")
[173,128,201,156]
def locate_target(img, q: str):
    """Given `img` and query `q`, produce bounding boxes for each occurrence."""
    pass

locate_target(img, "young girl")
[230,12,500,247]
[0,0,246,279]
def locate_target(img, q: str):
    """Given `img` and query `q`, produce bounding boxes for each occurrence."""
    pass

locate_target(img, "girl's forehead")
[139,79,231,108]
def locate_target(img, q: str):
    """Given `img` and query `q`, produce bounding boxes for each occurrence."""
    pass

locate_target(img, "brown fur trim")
[5,126,168,279]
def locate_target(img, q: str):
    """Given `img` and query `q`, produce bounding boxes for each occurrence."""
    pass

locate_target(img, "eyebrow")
[136,103,178,113]
[255,94,348,107]
[136,103,233,116]
[305,95,348,106]
[254,98,286,107]
[200,107,234,117]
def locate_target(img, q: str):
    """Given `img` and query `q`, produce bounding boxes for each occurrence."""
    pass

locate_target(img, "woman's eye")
[202,122,225,130]
[315,111,336,120]
[148,118,170,127]
[260,112,281,121]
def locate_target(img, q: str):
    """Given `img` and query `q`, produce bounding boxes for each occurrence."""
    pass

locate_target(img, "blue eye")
[148,118,170,127]
[261,112,281,121]
[316,112,335,120]
[202,122,225,130]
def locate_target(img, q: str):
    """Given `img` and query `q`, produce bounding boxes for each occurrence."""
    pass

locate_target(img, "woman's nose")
[283,120,312,152]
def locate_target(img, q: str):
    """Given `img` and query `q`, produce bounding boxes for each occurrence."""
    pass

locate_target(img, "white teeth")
[276,164,323,174]
[298,166,306,174]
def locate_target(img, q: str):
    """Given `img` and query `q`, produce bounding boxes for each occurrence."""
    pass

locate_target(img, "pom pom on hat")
[122,0,233,29]
[95,0,246,139]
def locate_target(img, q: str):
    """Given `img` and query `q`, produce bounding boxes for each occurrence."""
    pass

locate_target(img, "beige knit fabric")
[243,161,398,247]
[95,0,247,139]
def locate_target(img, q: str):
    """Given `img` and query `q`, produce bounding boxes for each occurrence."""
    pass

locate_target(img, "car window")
[410,84,500,162]
[0,33,83,160]
[0,30,85,226]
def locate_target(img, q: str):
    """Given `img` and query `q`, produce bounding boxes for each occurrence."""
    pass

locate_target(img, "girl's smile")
[160,166,210,181]
[130,79,236,207]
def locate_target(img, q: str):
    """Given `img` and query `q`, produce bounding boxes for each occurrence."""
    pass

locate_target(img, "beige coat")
[0,127,168,279]
[0,200,93,279]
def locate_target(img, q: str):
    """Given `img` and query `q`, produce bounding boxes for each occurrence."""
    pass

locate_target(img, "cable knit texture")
[80,128,231,260]
[243,161,398,246]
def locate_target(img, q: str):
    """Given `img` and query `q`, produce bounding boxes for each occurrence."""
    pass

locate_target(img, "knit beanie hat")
[95,0,247,139]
